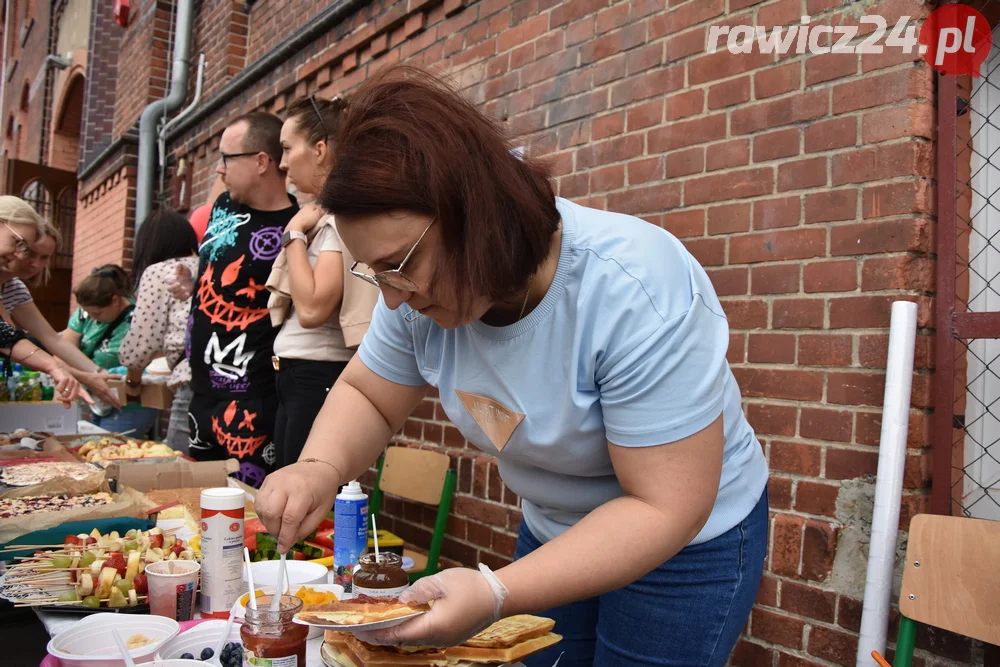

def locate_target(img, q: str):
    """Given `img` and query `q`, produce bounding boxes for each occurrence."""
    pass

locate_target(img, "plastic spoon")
[372,515,380,563]
[111,629,137,667]
[270,551,287,612]
[205,612,237,666]
[244,547,257,611]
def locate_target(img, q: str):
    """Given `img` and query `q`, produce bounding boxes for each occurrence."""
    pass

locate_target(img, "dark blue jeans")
[516,488,768,667]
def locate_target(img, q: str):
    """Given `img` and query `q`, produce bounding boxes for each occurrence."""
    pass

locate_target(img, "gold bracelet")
[299,457,343,479]
[15,347,40,364]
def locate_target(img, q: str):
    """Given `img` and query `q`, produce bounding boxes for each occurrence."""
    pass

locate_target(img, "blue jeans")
[92,406,159,440]
[516,488,768,667]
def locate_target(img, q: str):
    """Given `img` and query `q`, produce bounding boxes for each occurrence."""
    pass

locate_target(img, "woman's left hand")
[286,203,325,234]
[50,365,93,406]
[354,568,498,648]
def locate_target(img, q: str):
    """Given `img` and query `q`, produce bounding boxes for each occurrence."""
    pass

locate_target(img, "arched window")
[21,179,52,218]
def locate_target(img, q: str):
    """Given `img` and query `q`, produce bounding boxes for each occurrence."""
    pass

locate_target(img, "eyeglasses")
[219,151,267,169]
[350,218,436,292]
[3,223,29,257]
[309,95,328,141]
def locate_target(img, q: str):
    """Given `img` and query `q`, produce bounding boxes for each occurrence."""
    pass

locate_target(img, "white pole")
[856,300,918,667]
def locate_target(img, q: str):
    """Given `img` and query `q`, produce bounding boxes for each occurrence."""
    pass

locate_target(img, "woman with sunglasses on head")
[255,67,769,667]
[117,208,200,450]
[65,265,158,437]
[0,196,88,404]
[0,216,122,408]
[267,96,380,468]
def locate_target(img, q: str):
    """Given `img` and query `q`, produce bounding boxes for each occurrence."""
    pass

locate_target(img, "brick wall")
[1,0,53,168]
[112,0,171,141]
[99,0,987,664]
[79,0,122,171]
[73,163,136,294]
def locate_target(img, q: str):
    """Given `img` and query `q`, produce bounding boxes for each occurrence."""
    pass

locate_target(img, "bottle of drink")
[40,373,54,402]
[333,480,368,593]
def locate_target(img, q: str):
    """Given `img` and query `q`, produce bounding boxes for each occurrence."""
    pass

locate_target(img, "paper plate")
[293,610,426,632]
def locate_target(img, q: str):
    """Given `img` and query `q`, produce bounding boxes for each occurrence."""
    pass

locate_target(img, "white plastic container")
[46,613,180,667]
[242,559,327,588]
[154,619,242,661]
[200,487,245,619]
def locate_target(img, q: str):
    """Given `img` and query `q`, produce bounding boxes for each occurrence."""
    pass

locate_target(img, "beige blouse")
[119,256,199,386]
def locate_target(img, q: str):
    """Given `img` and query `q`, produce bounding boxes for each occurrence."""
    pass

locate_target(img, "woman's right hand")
[168,263,194,301]
[80,371,123,409]
[255,460,341,553]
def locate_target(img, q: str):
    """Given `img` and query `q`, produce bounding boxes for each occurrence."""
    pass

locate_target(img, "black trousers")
[274,358,348,469]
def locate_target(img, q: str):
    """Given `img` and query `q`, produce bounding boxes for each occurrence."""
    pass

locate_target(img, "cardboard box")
[104,377,129,406]
[140,382,174,410]
[105,457,240,492]
[0,401,81,435]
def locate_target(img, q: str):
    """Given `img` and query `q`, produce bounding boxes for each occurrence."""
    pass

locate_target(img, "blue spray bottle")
[333,480,368,593]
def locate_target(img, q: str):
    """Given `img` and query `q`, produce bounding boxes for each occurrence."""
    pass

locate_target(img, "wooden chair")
[891,514,1000,667]
[368,446,457,583]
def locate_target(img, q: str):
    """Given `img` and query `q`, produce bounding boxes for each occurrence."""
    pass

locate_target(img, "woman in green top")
[65,265,158,437]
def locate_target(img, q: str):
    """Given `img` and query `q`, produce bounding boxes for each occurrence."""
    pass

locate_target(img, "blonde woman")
[0,196,88,404]
[0,219,121,407]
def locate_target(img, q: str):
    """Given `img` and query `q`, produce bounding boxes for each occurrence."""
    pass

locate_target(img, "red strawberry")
[149,534,164,549]
[64,535,81,546]
[85,537,97,546]
[170,544,186,556]
[105,552,127,576]
[132,574,148,595]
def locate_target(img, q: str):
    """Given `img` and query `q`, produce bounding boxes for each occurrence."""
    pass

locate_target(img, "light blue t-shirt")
[359,198,769,546]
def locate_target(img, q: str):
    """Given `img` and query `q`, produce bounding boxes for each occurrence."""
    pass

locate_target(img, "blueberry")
[179,653,194,660]
[200,647,215,660]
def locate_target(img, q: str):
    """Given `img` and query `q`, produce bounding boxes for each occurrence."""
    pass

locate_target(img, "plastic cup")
[146,559,201,621]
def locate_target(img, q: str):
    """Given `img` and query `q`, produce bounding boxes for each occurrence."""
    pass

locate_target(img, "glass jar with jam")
[352,552,409,599]
[241,594,309,667]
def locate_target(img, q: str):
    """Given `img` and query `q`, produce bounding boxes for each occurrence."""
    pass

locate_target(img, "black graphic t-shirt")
[188,192,298,398]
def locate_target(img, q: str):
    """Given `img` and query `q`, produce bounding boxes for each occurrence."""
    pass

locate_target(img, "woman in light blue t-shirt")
[255,66,769,667]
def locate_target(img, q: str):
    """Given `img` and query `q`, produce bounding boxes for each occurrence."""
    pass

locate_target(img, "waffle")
[443,632,562,664]
[298,599,430,625]
[460,615,556,649]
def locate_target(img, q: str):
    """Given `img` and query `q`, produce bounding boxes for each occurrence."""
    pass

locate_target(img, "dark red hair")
[319,65,559,308]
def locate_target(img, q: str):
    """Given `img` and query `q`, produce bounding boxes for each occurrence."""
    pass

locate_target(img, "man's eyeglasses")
[3,222,30,257]
[219,151,267,169]
[350,218,435,292]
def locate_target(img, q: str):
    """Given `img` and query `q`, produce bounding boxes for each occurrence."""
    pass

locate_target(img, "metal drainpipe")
[135,0,194,228]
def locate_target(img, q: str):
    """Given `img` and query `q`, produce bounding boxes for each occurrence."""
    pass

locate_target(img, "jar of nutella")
[352,552,409,599]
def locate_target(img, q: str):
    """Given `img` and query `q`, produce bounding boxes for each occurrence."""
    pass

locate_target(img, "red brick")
[808,625,858,666]
[751,607,804,649]
[837,596,864,633]
[861,256,935,292]
[773,298,824,329]
[661,209,704,237]
[708,267,748,296]
[689,48,773,86]
[770,475,793,510]
[708,203,751,235]
[581,22,647,64]
[834,143,934,186]
[454,496,508,525]
[778,157,827,192]
[731,229,825,264]
[798,335,852,368]
[831,219,934,256]
[664,89,704,121]
[683,237,726,267]
[685,167,774,206]
[832,67,933,114]
[805,189,857,224]
[648,113,727,152]
[748,333,796,364]
[795,480,841,517]
[611,66,685,106]
[805,116,857,153]
[627,99,664,131]
[754,128,800,162]
[770,441,821,476]
[751,264,800,294]
[801,520,838,583]
[856,410,931,448]
[781,580,836,623]
[625,42,663,76]
[701,140,747,173]
[826,447,879,480]
[754,196,801,230]
[594,3,629,34]
[863,103,934,144]
[755,62,801,99]
[859,334,933,370]
[757,574,779,607]
[666,26,706,62]
[758,0,800,28]
[829,295,921,329]
[732,368,824,401]
[778,654,826,667]
[626,156,664,185]
[803,260,857,293]
[721,299,769,329]
[591,165,625,192]
[649,0,724,38]
[863,181,934,219]
[728,332,746,363]
[549,0,604,27]
[732,90,828,135]
[592,112,625,140]
[904,452,932,489]
[665,147,705,178]
[827,371,884,406]
[559,173,590,199]
[770,513,805,575]
[708,76,751,109]
[805,52,858,85]
[731,640,775,667]
[576,134,644,169]
[747,402,796,435]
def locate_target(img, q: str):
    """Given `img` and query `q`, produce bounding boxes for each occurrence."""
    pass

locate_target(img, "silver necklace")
[517,274,535,321]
